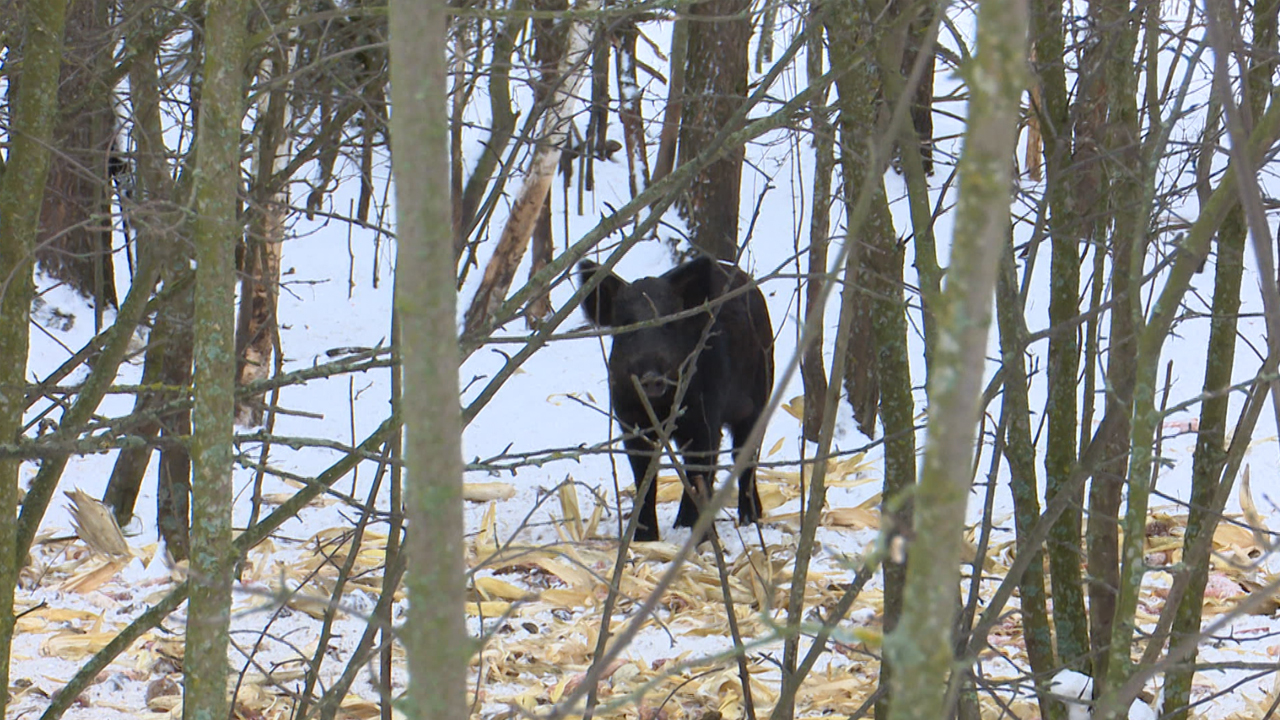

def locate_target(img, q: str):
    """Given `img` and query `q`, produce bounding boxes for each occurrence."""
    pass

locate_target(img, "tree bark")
[800,2,832,443]
[830,11,886,442]
[102,0,189,556]
[391,0,468,716]
[36,0,118,321]
[676,0,750,260]
[1164,3,1277,714]
[237,24,291,425]
[1092,71,1280,719]
[462,0,596,334]
[883,0,1027,713]
[525,0,569,328]
[455,11,517,257]
[184,0,248,717]
[652,16,688,184]
[1081,0,1142,692]
[995,248,1057,719]
[1030,0,1089,675]
[615,19,651,198]
[825,5,908,714]
[901,3,935,174]
[16,250,163,565]
[1080,0,1141,686]
[0,1,69,712]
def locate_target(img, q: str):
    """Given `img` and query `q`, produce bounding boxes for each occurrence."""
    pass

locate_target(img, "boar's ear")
[666,256,717,310]
[579,260,624,326]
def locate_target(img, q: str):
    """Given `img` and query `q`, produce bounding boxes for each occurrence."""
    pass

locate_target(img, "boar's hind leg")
[623,433,662,541]
[730,419,764,525]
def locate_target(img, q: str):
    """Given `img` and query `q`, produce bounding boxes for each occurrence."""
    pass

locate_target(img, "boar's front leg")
[623,432,662,541]
[673,423,719,532]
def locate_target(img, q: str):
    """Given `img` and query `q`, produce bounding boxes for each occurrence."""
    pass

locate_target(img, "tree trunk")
[995,248,1057,719]
[157,317,195,563]
[651,16,688,184]
[1030,0,1089,675]
[830,10,885,442]
[800,2,832,443]
[237,29,291,426]
[825,4,921,714]
[1081,0,1142,690]
[524,0,568,329]
[390,0,468,715]
[901,4,935,174]
[676,0,750,260]
[1164,4,1277,714]
[36,0,118,322]
[1160,175,1246,720]
[0,1,70,712]
[455,12,517,257]
[183,0,248,716]
[883,0,1027,713]
[462,0,595,334]
[16,253,165,565]
[14,0,172,569]
[102,1,189,555]
[615,19,651,198]
[1096,59,1280,719]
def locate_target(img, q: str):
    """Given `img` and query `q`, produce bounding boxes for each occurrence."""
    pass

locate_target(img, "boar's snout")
[611,345,681,400]
[635,370,673,398]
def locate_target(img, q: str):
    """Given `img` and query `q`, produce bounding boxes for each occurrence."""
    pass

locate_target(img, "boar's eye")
[612,304,637,326]
[641,292,662,319]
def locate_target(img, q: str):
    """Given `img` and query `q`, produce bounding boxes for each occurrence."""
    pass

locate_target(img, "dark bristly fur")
[579,257,774,541]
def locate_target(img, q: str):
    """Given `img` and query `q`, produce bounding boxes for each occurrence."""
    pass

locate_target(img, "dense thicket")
[0,0,1277,717]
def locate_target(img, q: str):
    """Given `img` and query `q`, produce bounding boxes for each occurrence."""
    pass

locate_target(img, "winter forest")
[2,0,1280,718]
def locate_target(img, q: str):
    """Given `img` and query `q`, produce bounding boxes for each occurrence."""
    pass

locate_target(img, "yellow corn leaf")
[1215,522,1261,555]
[851,627,882,647]
[260,491,295,505]
[464,600,511,617]
[856,492,882,510]
[757,468,800,485]
[759,483,787,513]
[531,557,594,589]
[59,558,131,594]
[584,497,604,539]
[340,696,398,720]
[541,588,594,607]
[474,576,529,601]
[1241,466,1272,551]
[311,526,349,544]
[558,480,584,541]
[824,507,879,528]
[65,489,131,558]
[825,454,872,483]
[464,482,516,501]
[549,675,573,703]
[285,594,333,620]
[41,631,116,660]
[656,474,682,503]
[475,502,499,556]
[16,606,100,633]
[782,396,805,421]
[1237,578,1280,615]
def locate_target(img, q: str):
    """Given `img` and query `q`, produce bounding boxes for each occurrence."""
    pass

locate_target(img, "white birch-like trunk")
[462,0,600,334]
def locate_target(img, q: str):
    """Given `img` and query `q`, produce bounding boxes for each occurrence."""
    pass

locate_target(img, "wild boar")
[579,257,773,541]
